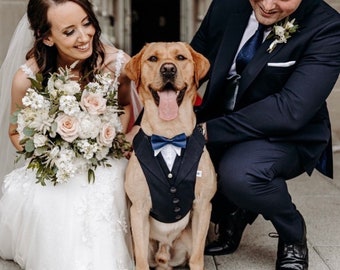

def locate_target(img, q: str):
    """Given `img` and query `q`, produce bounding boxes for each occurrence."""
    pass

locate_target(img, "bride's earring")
[45,42,54,47]
[43,39,54,47]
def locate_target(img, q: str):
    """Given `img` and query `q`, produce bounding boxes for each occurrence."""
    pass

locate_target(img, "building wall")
[0,0,27,64]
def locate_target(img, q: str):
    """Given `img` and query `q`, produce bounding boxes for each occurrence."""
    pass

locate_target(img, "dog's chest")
[133,128,206,223]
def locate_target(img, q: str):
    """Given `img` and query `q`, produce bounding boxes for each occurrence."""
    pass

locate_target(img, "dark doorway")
[131,0,180,56]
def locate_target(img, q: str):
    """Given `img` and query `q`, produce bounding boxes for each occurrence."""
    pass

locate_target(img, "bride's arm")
[9,68,31,151]
[102,46,133,134]
[117,71,133,134]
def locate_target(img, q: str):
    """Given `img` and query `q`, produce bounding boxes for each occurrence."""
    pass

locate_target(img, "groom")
[190,0,340,269]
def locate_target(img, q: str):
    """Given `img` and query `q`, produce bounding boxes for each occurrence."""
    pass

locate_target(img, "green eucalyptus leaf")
[23,127,35,137]
[25,139,35,153]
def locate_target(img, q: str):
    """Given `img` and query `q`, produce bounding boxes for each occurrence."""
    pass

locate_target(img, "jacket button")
[170,187,177,193]
[172,197,180,204]
[174,206,181,213]
[175,215,182,220]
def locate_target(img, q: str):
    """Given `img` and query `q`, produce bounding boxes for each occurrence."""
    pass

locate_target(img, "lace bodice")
[20,63,35,79]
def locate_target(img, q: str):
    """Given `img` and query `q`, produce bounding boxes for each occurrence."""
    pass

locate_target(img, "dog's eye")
[177,55,186,61]
[148,56,158,62]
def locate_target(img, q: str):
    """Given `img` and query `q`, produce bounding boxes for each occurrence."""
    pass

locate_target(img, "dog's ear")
[125,45,148,88]
[185,44,210,87]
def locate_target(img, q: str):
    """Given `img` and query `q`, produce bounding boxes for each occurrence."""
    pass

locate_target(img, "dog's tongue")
[158,91,178,121]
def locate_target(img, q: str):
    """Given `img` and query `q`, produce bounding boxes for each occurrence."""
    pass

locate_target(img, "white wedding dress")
[0,53,135,270]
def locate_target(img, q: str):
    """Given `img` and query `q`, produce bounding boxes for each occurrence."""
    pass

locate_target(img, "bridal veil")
[0,14,33,191]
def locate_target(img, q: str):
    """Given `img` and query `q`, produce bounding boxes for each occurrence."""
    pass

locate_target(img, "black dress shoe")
[276,215,308,270]
[204,208,257,256]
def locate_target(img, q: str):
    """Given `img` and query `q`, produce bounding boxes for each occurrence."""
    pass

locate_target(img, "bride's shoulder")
[101,44,131,72]
[18,58,39,79]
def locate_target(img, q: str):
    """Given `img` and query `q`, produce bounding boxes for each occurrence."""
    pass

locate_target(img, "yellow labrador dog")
[125,42,217,270]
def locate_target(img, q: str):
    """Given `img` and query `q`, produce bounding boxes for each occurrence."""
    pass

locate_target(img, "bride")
[0,0,141,269]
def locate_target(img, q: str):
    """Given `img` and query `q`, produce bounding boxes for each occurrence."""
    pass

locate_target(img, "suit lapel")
[236,38,275,100]
[174,128,205,185]
[133,129,166,184]
[207,7,252,103]
[212,14,249,81]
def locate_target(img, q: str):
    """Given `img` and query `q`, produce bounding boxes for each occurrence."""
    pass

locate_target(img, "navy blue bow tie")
[151,133,187,151]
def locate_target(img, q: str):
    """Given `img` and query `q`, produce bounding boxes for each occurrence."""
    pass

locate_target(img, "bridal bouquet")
[12,64,131,186]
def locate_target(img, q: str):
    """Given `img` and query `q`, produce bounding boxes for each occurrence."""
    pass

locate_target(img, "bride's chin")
[74,46,93,58]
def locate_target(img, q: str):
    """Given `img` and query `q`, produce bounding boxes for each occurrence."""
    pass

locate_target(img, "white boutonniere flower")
[267,17,299,53]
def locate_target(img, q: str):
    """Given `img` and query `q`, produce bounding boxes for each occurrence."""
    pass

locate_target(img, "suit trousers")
[207,139,306,243]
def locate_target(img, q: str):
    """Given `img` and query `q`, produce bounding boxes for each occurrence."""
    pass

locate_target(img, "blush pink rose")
[80,91,107,115]
[98,122,116,147]
[55,113,79,143]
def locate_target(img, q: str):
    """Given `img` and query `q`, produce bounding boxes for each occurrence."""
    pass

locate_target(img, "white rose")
[61,81,81,96]
[33,134,48,147]
[77,112,101,139]
[53,79,64,90]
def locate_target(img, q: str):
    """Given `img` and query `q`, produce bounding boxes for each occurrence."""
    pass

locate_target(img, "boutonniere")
[267,17,299,53]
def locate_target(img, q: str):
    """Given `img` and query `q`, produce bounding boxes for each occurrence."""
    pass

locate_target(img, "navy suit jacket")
[191,0,340,178]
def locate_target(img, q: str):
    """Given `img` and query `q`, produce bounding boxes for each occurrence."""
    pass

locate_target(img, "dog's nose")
[160,63,177,79]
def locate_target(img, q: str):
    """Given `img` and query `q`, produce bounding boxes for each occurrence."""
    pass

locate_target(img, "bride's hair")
[26,0,105,84]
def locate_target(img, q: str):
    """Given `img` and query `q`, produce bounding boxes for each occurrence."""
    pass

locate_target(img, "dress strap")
[20,64,36,80]
[111,50,125,91]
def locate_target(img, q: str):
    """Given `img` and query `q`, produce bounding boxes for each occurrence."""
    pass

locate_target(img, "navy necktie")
[151,133,187,151]
[236,23,266,74]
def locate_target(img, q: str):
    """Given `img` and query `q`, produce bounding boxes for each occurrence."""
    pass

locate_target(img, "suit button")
[172,197,180,204]
[175,215,182,220]
[174,206,181,213]
[170,187,177,193]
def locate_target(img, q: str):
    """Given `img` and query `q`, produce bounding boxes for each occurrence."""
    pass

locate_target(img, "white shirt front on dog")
[153,144,182,171]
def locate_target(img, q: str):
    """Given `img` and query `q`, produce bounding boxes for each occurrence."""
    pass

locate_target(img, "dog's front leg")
[189,199,212,269]
[189,153,217,270]
[130,200,152,270]
[125,156,153,270]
